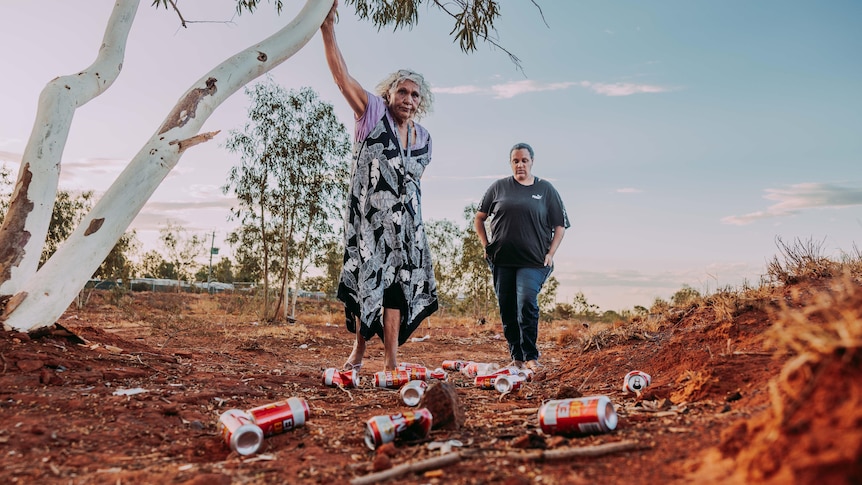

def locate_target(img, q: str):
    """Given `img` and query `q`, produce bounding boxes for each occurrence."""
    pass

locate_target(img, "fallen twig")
[506,407,539,416]
[577,365,598,392]
[350,452,461,485]
[507,440,642,461]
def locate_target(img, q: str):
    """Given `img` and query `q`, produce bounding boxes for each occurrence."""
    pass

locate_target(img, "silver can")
[218,409,264,456]
[400,379,428,406]
[494,374,525,393]
[622,370,652,394]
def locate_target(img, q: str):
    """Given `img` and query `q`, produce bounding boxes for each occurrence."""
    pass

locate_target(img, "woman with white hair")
[321,0,438,372]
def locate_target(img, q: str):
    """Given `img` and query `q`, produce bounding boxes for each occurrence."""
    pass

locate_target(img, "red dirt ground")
[0,281,860,484]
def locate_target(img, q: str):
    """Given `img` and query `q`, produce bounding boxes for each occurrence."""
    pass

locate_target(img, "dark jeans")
[490,264,553,362]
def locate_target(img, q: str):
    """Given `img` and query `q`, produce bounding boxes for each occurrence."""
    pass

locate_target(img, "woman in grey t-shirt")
[474,143,569,371]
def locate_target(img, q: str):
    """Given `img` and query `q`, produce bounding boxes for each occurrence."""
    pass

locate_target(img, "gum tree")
[0,0,536,332]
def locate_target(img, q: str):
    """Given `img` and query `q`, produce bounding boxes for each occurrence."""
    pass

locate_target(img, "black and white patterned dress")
[337,100,438,345]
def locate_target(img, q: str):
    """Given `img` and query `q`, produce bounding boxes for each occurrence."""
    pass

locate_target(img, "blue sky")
[1,1,860,311]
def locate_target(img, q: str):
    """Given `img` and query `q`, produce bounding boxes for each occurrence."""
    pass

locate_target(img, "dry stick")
[350,452,461,485]
[507,440,642,461]
[351,440,643,484]
[507,407,539,415]
[578,365,598,392]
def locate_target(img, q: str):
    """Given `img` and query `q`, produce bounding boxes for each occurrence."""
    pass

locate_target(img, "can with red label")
[322,368,361,388]
[460,362,498,378]
[474,374,497,389]
[247,397,310,437]
[400,379,428,406]
[404,366,428,381]
[441,360,469,371]
[538,396,618,436]
[429,367,448,380]
[622,370,652,394]
[364,408,434,450]
[494,374,525,393]
[218,409,264,456]
[373,369,412,388]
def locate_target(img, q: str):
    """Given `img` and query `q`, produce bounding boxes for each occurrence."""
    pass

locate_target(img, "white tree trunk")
[0,0,139,296]
[2,0,335,332]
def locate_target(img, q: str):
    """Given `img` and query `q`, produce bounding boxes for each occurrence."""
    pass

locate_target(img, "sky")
[1,0,860,312]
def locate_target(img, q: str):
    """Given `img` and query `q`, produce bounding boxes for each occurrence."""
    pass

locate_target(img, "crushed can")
[322,368,361,388]
[247,397,309,437]
[441,360,469,371]
[373,369,412,389]
[460,362,499,378]
[364,408,434,450]
[400,379,428,406]
[429,367,448,380]
[218,409,264,456]
[495,374,525,393]
[538,396,618,436]
[622,370,652,394]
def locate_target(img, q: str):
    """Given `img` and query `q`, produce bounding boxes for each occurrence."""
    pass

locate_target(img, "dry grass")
[764,273,862,424]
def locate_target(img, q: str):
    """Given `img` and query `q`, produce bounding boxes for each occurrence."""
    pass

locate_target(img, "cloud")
[435,79,673,99]
[616,187,642,194]
[0,138,22,149]
[579,81,672,96]
[433,80,578,99]
[0,150,22,165]
[722,182,862,225]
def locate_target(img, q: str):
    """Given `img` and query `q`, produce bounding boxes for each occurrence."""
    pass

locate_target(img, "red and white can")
[247,397,310,437]
[622,370,652,394]
[491,366,521,377]
[403,366,428,381]
[400,379,428,407]
[397,362,424,370]
[322,368,360,388]
[218,409,263,456]
[429,367,448,380]
[538,396,618,436]
[364,408,434,450]
[373,369,412,389]
[494,374,525,393]
[441,360,469,371]
[474,374,498,389]
[460,362,498,378]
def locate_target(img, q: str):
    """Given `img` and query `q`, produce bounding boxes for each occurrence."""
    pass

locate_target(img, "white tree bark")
[0,0,140,296]
[2,0,335,332]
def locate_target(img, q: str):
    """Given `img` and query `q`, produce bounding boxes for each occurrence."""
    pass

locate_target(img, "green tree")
[40,190,95,267]
[313,239,344,298]
[452,203,496,320]
[425,218,463,309]
[671,284,701,307]
[140,250,175,279]
[93,231,140,286]
[159,221,206,289]
[538,275,559,321]
[572,291,600,320]
[223,82,349,321]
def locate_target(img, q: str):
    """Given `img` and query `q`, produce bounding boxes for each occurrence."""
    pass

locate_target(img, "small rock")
[372,452,392,471]
[418,382,464,430]
[554,385,581,400]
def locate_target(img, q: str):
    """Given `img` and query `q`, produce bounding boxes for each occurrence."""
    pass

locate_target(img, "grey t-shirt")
[478,176,570,268]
